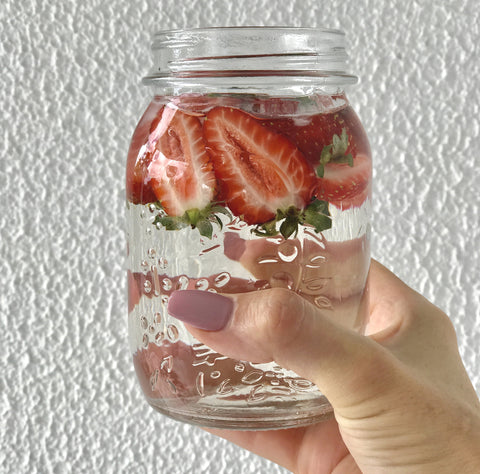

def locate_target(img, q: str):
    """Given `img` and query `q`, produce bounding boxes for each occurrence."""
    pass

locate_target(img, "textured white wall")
[1,0,479,473]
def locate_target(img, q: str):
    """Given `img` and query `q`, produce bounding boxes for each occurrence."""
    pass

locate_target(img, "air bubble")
[154,312,162,324]
[148,203,157,213]
[210,371,221,379]
[142,334,149,348]
[140,316,148,330]
[148,325,155,334]
[158,257,168,269]
[162,278,172,291]
[155,332,164,344]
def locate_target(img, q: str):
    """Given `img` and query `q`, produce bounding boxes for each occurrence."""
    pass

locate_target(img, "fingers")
[366,261,479,406]
[204,418,350,474]
[168,283,397,410]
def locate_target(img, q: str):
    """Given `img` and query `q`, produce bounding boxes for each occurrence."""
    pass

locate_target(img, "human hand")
[167,260,480,473]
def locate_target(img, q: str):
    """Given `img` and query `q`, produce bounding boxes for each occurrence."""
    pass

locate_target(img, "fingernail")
[167,290,234,331]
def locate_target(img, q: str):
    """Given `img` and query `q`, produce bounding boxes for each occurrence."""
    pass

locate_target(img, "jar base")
[146,395,334,430]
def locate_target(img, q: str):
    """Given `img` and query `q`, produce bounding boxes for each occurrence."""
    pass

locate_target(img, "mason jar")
[126,27,372,430]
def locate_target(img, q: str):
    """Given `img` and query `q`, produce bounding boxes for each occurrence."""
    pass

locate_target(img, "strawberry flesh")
[204,107,316,225]
[147,109,216,216]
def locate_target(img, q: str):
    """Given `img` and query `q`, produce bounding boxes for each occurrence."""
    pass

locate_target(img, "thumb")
[167,286,397,410]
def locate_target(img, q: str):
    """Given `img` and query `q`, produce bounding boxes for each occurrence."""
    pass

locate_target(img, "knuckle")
[256,288,307,348]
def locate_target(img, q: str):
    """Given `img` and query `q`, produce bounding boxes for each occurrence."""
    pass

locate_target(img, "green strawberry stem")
[153,202,232,239]
[252,198,332,239]
[316,128,353,178]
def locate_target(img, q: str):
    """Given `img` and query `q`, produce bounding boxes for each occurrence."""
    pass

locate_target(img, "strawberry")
[126,100,164,204]
[148,109,215,215]
[260,105,370,167]
[260,104,372,209]
[146,108,228,238]
[203,107,317,227]
[316,153,372,209]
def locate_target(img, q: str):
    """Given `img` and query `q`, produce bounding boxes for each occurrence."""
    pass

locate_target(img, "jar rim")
[143,26,358,87]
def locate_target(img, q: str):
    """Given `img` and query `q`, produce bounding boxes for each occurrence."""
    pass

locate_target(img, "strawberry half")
[126,100,165,204]
[148,108,216,216]
[260,105,370,167]
[204,107,316,226]
[142,108,226,238]
[315,153,372,209]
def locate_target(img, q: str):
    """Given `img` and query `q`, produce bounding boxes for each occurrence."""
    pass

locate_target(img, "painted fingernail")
[167,290,234,331]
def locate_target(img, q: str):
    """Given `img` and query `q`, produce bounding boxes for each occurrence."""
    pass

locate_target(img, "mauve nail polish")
[167,290,234,331]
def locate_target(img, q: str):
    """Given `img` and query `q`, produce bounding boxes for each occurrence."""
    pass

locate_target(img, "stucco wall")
[1,1,479,472]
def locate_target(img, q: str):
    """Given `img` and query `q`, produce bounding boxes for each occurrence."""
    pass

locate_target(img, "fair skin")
[177,260,480,473]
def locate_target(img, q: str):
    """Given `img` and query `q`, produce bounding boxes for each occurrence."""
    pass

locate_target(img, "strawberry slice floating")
[204,107,317,225]
[126,101,165,204]
[148,108,216,216]
[316,153,372,209]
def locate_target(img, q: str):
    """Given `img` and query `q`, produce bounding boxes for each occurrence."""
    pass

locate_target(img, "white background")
[1,0,479,472]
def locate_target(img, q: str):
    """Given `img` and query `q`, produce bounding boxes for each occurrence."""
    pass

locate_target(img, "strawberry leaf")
[251,200,331,239]
[279,216,299,239]
[152,202,233,238]
[252,219,278,237]
[316,128,353,177]
[303,199,332,233]
[154,216,188,231]
[196,219,214,239]
[303,211,332,233]
[316,163,325,178]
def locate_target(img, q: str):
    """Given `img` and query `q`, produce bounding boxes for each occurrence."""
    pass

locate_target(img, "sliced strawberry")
[203,107,316,225]
[147,109,216,216]
[315,153,372,209]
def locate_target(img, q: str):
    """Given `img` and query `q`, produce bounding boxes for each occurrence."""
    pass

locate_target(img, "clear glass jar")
[126,27,372,430]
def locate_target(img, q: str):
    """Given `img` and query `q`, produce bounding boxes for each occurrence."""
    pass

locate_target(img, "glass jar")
[126,27,372,430]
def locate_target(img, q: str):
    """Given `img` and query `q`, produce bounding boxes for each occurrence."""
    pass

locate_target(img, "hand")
[168,260,480,473]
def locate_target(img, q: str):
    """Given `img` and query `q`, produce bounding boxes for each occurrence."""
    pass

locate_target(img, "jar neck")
[142,27,357,96]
